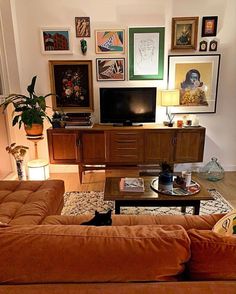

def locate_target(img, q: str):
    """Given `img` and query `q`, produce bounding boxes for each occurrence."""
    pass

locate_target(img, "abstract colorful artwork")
[96,58,125,81]
[95,30,125,53]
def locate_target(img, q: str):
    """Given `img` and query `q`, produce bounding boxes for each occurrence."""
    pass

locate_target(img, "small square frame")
[209,40,218,51]
[199,40,208,52]
[201,16,218,37]
[75,17,91,37]
[40,27,72,54]
[96,58,125,81]
[171,17,199,50]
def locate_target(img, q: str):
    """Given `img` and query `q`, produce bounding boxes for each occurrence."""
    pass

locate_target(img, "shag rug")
[61,189,234,216]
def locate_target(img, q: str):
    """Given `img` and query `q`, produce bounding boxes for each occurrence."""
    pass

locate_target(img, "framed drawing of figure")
[49,60,94,112]
[171,17,199,50]
[168,54,221,114]
[75,17,91,37]
[129,27,165,80]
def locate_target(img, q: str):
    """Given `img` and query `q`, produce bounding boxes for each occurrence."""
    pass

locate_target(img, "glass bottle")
[200,157,224,181]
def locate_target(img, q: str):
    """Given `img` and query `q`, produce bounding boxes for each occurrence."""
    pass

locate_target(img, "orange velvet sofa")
[0,180,235,294]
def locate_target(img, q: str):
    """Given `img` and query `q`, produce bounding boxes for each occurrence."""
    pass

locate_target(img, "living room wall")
[1,0,236,172]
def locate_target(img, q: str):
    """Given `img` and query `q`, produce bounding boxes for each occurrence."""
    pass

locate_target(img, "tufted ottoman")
[0,180,65,225]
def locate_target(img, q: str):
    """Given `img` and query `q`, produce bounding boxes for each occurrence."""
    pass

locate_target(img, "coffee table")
[104,176,214,215]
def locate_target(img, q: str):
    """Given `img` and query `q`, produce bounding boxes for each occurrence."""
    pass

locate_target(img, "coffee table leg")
[193,201,200,215]
[181,206,186,214]
[115,201,121,214]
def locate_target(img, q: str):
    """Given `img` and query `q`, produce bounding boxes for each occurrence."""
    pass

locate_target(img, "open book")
[119,177,145,192]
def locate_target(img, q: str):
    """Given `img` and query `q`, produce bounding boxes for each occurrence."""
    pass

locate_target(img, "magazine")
[119,177,145,192]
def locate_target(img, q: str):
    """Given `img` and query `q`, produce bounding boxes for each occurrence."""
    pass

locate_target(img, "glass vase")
[199,157,224,182]
[16,159,26,180]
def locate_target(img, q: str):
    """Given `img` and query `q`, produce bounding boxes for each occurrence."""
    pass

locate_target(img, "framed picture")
[209,40,218,51]
[40,27,72,54]
[49,60,94,112]
[75,17,90,37]
[168,54,221,114]
[171,17,199,50]
[199,40,207,52]
[201,16,218,37]
[129,27,165,80]
[96,58,125,81]
[95,29,125,53]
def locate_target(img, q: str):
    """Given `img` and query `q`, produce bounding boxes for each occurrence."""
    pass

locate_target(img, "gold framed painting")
[171,17,199,50]
[168,54,221,114]
[49,60,94,113]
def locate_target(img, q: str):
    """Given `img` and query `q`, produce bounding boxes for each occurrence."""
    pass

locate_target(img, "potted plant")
[1,76,52,136]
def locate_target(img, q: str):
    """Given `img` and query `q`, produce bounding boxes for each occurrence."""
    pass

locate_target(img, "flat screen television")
[100,87,156,126]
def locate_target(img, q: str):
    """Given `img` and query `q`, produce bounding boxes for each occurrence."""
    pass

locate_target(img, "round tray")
[150,177,201,196]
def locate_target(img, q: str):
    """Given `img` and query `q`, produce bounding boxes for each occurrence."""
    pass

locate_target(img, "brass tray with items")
[150,176,201,196]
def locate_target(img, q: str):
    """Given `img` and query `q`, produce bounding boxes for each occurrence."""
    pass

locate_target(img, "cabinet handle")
[77,138,81,146]
[172,136,177,145]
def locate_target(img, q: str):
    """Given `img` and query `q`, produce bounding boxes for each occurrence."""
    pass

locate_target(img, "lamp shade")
[160,89,180,106]
[27,159,49,180]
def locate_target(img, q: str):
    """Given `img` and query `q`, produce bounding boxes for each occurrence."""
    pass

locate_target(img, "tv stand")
[47,124,206,183]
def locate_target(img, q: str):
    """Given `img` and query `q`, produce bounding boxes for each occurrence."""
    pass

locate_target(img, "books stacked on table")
[65,113,93,128]
[119,177,145,192]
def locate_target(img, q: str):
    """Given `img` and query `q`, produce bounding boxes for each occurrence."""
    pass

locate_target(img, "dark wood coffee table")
[104,177,214,215]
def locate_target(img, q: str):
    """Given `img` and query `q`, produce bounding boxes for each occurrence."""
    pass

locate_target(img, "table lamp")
[159,89,180,127]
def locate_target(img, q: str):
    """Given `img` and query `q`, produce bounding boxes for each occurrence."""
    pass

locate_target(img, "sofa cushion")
[212,209,236,236]
[43,213,224,230]
[0,224,190,284]
[0,180,64,225]
[187,229,236,280]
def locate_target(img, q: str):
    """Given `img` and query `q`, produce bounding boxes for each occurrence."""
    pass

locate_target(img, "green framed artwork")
[129,27,165,80]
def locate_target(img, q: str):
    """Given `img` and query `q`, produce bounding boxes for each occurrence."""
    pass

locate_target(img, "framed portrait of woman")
[168,54,221,114]
[171,17,199,50]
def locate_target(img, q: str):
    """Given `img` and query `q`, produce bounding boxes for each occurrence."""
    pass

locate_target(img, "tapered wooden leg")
[78,164,83,184]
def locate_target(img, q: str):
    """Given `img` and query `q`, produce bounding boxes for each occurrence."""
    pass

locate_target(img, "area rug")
[61,189,234,216]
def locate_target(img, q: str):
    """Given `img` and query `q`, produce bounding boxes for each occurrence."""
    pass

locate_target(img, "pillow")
[187,229,236,280]
[212,209,236,236]
[0,224,190,284]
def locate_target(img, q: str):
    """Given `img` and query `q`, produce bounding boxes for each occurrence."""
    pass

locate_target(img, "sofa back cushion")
[187,229,236,280]
[0,225,190,284]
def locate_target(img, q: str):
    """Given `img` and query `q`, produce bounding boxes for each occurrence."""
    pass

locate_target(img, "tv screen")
[100,87,156,125]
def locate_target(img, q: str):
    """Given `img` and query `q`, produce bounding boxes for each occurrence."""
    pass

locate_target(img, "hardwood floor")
[50,170,236,208]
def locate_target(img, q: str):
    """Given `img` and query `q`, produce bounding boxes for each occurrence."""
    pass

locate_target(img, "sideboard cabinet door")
[174,129,205,162]
[81,131,105,163]
[47,130,80,164]
[144,130,174,163]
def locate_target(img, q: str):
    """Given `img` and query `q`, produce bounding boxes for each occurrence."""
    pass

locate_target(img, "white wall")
[1,0,236,171]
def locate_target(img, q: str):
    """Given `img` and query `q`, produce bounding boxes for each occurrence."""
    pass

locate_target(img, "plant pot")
[24,123,43,136]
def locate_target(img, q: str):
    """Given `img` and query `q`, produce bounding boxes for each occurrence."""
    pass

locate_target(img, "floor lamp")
[159,89,180,127]
[27,136,49,180]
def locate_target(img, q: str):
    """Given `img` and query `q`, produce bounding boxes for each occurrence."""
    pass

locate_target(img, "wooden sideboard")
[47,124,206,182]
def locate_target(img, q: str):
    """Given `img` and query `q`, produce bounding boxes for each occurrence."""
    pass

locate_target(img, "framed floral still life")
[40,27,72,54]
[75,17,90,37]
[96,58,125,81]
[201,16,218,37]
[129,27,165,80]
[171,17,199,50]
[168,54,221,114]
[95,30,125,53]
[49,60,94,112]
